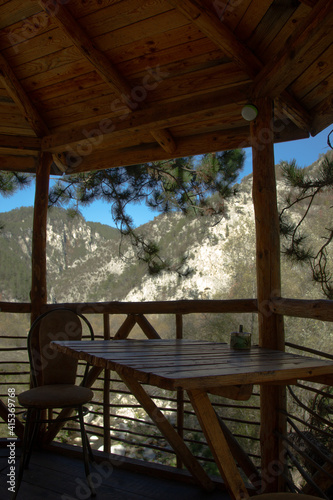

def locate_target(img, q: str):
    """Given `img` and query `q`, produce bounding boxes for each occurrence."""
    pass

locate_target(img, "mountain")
[0,152,332,310]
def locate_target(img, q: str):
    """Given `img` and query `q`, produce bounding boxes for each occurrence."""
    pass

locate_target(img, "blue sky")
[0,125,331,228]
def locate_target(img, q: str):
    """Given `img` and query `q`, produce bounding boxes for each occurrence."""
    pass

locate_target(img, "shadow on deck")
[0,446,231,500]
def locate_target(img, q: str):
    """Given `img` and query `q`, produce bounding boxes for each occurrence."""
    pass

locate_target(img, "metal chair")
[13,309,96,499]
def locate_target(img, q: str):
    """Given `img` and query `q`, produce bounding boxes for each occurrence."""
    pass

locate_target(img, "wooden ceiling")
[0,0,332,175]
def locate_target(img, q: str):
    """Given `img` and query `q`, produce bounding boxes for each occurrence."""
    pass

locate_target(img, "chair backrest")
[28,309,94,387]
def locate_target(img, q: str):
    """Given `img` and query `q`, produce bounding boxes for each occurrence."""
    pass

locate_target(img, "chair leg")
[24,408,41,470]
[78,406,96,497]
[86,430,94,463]
[12,408,33,500]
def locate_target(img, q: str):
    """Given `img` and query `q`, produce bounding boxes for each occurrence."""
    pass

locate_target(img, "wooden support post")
[251,98,286,494]
[119,373,215,492]
[30,153,52,324]
[188,389,249,500]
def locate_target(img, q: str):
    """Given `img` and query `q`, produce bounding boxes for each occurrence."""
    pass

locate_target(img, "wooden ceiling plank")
[75,0,173,38]
[36,48,221,117]
[36,0,176,154]
[25,65,101,97]
[143,64,250,105]
[0,51,49,137]
[3,26,71,68]
[37,1,132,97]
[41,58,233,129]
[0,0,42,30]
[261,3,312,63]
[168,0,262,79]
[57,0,124,19]
[302,71,333,110]
[233,0,272,41]
[0,10,54,53]
[253,0,333,98]
[28,71,104,104]
[9,44,83,83]
[92,9,189,54]
[116,38,221,83]
[248,0,299,58]
[290,44,333,102]
[105,23,206,68]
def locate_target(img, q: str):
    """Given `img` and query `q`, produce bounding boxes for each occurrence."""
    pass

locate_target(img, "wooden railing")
[0,298,332,494]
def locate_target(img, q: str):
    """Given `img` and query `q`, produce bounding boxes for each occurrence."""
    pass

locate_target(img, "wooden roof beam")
[168,0,262,80]
[274,93,311,132]
[70,128,251,174]
[0,52,49,138]
[253,0,333,99]
[0,52,68,171]
[169,0,311,132]
[0,154,38,173]
[68,125,308,175]
[36,0,176,155]
[41,84,251,153]
[0,135,41,153]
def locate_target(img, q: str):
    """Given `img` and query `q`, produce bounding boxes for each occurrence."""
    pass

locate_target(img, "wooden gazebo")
[0,0,333,497]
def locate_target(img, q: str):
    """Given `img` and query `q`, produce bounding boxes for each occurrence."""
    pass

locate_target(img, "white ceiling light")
[241,104,258,121]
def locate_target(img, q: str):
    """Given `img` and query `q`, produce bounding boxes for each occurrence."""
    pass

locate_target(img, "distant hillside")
[1,153,332,305]
[0,152,332,347]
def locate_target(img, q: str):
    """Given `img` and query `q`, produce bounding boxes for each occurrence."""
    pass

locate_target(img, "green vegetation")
[0,152,332,484]
[279,151,333,299]
[47,151,245,274]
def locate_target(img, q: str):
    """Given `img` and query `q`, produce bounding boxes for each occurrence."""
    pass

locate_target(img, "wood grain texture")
[50,340,333,391]
[30,152,52,322]
[0,0,330,166]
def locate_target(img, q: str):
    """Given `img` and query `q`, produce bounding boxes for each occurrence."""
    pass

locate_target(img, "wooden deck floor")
[0,446,231,500]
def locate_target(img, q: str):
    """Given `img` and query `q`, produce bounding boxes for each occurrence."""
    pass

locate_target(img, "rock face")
[0,153,332,305]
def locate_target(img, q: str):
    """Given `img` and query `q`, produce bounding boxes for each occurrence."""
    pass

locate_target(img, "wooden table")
[51,339,333,500]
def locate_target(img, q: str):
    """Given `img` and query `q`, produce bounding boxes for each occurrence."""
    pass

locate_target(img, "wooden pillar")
[251,98,286,493]
[31,153,52,323]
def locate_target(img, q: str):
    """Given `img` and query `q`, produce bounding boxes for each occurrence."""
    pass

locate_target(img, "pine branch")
[279,154,333,299]
[46,153,244,275]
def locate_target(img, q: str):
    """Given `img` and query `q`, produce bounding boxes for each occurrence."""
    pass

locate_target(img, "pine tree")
[0,171,32,196]
[279,151,333,299]
[48,151,245,274]
[0,172,32,230]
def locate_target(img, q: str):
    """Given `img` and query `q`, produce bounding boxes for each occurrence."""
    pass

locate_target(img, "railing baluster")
[103,313,111,454]
[176,313,184,469]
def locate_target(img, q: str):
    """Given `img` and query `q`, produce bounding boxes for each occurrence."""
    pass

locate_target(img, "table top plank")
[51,339,333,391]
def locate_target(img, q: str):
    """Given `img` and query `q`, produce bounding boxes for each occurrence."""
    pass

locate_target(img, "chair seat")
[18,384,94,409]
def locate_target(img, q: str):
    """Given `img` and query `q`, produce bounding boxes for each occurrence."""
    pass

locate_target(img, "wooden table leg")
[187,388,250,500]
[118,372,215,492]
